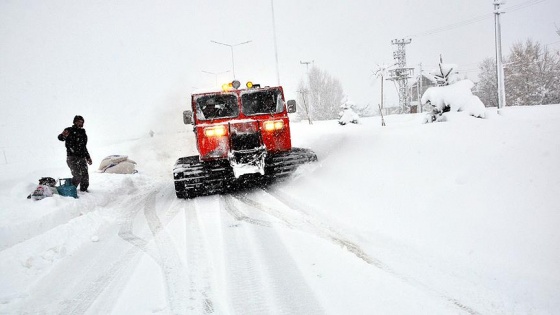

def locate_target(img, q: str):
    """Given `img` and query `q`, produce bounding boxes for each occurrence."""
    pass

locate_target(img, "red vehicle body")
[173,81,317,198]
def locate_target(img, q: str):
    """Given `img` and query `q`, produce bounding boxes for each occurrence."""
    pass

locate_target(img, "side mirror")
[287,100,297,113]
[183,110,193,124]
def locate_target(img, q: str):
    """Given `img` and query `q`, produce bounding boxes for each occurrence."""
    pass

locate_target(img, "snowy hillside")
[1,105,560,314]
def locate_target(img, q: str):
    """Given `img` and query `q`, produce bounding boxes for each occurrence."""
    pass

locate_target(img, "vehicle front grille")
[231,132,261,151]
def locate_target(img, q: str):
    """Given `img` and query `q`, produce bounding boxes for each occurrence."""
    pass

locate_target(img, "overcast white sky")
[1,0,559,144]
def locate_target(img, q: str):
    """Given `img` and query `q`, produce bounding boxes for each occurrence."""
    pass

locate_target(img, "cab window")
[242,90,284,115]
[195,94,238,120]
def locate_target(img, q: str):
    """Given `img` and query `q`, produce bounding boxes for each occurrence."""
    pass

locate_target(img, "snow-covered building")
[410,76,438,113]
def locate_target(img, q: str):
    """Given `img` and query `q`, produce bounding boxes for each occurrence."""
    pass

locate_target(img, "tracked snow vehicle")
[173,80,317,199]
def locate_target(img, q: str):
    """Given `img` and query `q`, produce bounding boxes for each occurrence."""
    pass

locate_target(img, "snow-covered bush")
[421,79,487,123]
[338,103,359,125]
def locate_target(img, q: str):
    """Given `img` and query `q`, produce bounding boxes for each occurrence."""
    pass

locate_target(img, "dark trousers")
[67,156,89,191]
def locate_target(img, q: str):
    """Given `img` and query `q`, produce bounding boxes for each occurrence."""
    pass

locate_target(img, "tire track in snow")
[219,195,325,314]
[117,192,154,258]
[55,192,156,315]
[222,195,271,227]
[58,245,143,315]
[236,188,481,315]
[232,191,385,267]
[59,184,189,315]
[142,187,223,314]
[142,189,191,314]
[183,199,220,314]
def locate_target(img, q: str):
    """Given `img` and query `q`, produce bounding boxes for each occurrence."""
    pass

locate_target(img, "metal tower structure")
[387,38,414,113]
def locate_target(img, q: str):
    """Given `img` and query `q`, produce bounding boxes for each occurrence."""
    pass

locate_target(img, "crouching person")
[58,115,92,192]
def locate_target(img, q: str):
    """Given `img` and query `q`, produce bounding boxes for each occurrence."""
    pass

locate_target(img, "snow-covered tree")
[423,63,460,87]
[338,102,359,125]
[299,66,345,121]
[353,103,375,117]
[474,57,498,107]
[295,81,313,124]
[476,39,560,107]
[504,39,560,106]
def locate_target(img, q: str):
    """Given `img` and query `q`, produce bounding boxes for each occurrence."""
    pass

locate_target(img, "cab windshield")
[195,94,239,120]
[241,89,284,116]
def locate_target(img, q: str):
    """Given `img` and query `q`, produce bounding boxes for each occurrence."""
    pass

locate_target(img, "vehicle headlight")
[204,125,227,137]
[263,120,284,131]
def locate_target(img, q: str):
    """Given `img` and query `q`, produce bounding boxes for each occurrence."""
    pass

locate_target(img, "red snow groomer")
[173,80,317,198]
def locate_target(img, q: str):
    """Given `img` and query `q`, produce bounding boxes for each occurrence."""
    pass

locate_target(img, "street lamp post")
[210,40,252,79]
[201,70,231,86]
[493,0,506,112]
[270,0,280,85]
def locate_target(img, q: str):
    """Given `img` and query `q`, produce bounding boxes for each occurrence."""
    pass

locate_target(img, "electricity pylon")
[387,39,414,113]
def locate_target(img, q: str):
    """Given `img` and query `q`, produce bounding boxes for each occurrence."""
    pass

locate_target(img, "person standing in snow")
[58,115,92,192]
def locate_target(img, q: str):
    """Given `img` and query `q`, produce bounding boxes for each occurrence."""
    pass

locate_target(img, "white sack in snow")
[98,155,137,174]
[30,185,54,200]
[421,79,487,121]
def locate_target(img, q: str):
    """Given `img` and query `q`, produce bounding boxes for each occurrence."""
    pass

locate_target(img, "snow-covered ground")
[1,105,559,314]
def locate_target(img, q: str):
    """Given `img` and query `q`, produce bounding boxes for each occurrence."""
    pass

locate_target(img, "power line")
[406,13,491,38]
[405,0,547,39]
[508,0,546,12]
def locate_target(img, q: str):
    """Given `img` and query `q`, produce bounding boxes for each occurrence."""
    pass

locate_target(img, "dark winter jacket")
[58,126,90,158]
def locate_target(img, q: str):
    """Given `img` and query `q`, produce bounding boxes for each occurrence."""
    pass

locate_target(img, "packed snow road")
[5,182,472,314]
[6,179,325,314]
[2,179,480,314]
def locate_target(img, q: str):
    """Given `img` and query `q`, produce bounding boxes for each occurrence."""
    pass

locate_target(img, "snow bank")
[0,210,110,303]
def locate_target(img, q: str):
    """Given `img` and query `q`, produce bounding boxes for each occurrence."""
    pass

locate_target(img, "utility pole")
[300,60,313,72]
[373,64,389,122]
[378,104,386,126]
[387,39,414,114]
[493,0,506,112]
[380,73,384,116]
[418,62,423,113]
